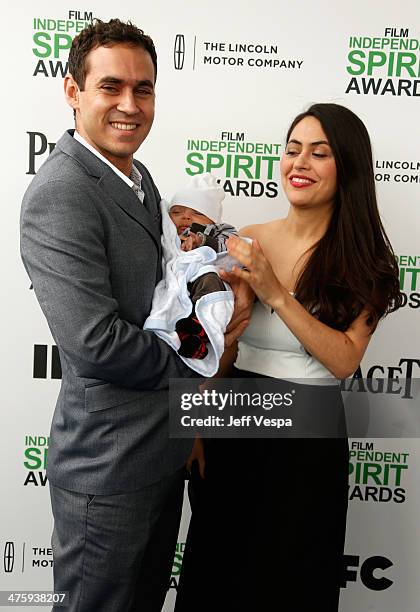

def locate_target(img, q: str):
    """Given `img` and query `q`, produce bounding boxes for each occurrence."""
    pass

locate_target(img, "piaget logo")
[345,27,420,96]
[23,435,49,487]
[32,11,93,78]
[398,254,420,309]
[185,132,281,198]
[342,358,420,399]
[349,441,409,503]
[27,131,56,175]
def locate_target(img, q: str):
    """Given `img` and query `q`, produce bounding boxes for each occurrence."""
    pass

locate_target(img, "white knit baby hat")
[170,173,225,223]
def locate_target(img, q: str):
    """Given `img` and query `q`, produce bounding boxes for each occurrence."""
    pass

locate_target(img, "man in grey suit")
[20,19,250,612]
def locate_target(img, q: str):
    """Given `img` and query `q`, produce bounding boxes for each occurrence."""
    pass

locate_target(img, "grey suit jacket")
[20,130,197,495]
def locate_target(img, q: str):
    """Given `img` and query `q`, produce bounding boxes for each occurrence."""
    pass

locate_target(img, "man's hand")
[219,269,254,347]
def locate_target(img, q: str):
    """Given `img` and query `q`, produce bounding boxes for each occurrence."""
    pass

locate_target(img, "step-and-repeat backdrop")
[1,1,419,610]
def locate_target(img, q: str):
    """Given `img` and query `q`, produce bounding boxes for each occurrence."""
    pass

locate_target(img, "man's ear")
[64,74,80,112]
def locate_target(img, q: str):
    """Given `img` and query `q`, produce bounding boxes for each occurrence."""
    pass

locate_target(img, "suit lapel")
[57,130,161,249]
[98,169,161,247]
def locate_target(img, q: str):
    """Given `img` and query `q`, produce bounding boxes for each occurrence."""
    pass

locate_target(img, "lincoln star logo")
[174,34,185,70]
[4,542,15,573]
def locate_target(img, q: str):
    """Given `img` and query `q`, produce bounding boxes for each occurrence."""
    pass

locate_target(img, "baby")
[169,173,238,359]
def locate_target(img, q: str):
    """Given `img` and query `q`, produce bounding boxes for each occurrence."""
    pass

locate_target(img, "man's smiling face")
[65,43,155,175]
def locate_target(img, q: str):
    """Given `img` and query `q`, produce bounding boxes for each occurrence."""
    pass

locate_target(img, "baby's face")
[169,205,213,235]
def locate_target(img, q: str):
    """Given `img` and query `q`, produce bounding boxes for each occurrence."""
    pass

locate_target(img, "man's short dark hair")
[68,18,157,88]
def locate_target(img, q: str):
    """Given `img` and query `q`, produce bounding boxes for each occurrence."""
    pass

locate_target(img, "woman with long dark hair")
[175,103,401,612]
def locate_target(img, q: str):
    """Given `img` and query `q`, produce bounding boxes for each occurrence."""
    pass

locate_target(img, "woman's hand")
[225,235,286,309]
[186,436,205,479]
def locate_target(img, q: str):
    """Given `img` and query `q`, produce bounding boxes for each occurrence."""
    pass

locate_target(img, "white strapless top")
[235,300,339,384]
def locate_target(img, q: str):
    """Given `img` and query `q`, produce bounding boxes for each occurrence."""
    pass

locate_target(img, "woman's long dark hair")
[287,103,402,331]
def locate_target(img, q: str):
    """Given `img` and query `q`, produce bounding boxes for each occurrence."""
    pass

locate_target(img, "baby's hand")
[181,232,203,251]
[181,235,193,251]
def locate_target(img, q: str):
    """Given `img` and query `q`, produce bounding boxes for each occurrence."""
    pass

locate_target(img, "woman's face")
[281,116,337,211]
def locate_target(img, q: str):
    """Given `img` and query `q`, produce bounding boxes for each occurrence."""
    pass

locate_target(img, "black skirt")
[175,370,349,612]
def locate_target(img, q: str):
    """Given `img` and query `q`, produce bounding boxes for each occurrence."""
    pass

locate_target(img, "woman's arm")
[216,341,239,377]
[185,342,239,480]
[271,293,370,379]
[225,234,372,380]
